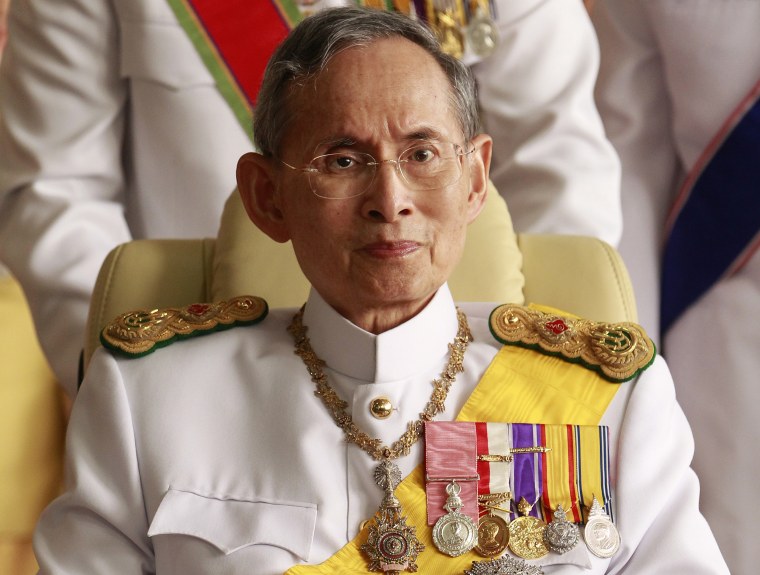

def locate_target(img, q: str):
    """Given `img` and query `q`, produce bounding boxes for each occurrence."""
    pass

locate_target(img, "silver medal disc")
[432,510,478,557]
[433,480,478,556]
[584,515,620,558]
[465,555,545,575]
[543,505,580,554]
[583,498,620,558]
[465,10,500,57]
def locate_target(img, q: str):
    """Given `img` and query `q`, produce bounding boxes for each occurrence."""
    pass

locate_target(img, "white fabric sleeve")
[591,1,681,342]
[0,0,626,395]
[473,0,622,246]
[0,0,132,396]
[33,350,154,573]
[610,357,728,573]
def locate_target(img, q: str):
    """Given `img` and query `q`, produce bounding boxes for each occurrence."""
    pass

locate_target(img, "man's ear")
[465,133,493,224]
[236,152,291,243]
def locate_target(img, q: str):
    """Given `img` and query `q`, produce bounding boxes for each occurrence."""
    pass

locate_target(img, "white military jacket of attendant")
[33,286,726,574]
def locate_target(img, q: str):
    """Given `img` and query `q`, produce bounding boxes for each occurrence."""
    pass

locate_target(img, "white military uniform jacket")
[34,286,727,574]
[593,3,760,572]
[0,0,620,395]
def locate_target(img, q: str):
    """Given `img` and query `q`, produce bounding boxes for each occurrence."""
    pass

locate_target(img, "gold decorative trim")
[101,296,268,357]
[489,304,655,382]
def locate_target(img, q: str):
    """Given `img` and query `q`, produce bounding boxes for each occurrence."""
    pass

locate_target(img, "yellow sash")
[286,343,620,574]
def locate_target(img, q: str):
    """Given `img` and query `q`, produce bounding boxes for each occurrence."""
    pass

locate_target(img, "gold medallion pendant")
[508,498,549,560]
[363,461,424,573]
[430,5,465,59]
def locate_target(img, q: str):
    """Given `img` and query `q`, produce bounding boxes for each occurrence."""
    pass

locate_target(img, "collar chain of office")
[288,306,471,573]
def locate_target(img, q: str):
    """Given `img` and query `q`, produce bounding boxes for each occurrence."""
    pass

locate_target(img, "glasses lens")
[304,142,470,198]
[398,142,465,191]
[308,152,375,199]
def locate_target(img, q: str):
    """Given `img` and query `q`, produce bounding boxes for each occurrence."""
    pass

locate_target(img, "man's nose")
[360,160,414,222]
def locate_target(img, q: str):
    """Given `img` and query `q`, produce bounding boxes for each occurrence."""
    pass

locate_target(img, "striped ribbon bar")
[424,421,479,525]
[512,423,545,520]
[437,423,613,524]
[540,424,612,523]
[475,422,511,522]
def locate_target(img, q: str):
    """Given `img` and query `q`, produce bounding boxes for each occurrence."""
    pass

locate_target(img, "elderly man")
[33,8,726,575]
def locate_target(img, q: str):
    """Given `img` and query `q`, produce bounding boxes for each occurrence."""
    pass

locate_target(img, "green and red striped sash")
[166,0,306,142]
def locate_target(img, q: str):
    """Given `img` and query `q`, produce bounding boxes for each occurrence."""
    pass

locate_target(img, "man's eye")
[320,154,365,174]
[408,147,437,163]
[332,156,355,170]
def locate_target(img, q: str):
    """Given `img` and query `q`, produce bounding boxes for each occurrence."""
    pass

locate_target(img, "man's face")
[242,37,491,332]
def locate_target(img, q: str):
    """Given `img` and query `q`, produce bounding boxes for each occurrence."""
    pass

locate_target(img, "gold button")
[369,396,393,419]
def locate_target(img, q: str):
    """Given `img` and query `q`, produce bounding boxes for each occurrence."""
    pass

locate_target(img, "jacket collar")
[302,285,459,383]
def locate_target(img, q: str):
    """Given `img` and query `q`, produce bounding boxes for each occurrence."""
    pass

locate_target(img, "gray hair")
[253,6,480,157]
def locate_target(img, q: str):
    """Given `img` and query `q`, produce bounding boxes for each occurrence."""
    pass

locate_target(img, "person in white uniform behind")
[592,3,760,573]
[33,8,726,574]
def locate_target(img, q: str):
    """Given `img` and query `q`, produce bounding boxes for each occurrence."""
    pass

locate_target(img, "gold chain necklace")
[288,306,472,573]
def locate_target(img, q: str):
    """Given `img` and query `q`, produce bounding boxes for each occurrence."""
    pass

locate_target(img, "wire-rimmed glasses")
[279,140,475,199]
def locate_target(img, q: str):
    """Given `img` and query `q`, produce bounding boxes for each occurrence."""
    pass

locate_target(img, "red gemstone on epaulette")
[187,303,211,316]
[545,319,569,335]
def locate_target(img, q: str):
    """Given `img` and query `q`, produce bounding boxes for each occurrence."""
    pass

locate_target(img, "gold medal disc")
[508,515,549,559]
[475,515,509,557]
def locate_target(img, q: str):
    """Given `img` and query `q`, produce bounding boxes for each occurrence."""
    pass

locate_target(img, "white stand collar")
[302,285,459,383]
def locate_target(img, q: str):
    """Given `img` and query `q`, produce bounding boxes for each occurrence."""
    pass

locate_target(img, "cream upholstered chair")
[84,186,636,369]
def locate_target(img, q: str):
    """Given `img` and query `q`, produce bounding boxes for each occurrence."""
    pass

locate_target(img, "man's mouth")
[361,241,421,258]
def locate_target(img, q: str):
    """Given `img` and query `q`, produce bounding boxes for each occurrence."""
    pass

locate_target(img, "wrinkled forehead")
[281,38,463,152]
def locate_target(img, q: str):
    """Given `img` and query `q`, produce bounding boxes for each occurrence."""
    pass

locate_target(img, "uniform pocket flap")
[148,489,317,559]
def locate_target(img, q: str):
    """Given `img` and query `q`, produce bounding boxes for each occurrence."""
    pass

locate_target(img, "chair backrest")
[85,187,637,370]
[0,275,66,575]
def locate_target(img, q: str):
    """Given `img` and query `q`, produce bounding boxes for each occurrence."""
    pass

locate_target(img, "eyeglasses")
[279,140,475,199]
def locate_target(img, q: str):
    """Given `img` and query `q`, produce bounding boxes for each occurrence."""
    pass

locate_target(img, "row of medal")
[432,484,621,560]
[297,0,501,59]
[425,422,621,566]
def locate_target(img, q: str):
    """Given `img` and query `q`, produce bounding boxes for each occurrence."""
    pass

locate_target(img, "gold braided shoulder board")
[489,304,656,383]
[101,296,268,358]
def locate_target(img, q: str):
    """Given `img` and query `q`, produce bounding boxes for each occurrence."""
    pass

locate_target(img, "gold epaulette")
[101,296,268,358]
[489,304,656,383]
